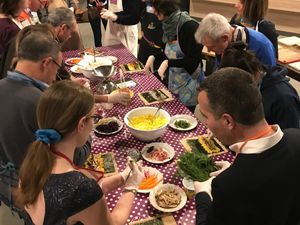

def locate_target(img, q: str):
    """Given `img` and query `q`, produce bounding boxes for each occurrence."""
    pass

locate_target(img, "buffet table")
[64,44,235,225]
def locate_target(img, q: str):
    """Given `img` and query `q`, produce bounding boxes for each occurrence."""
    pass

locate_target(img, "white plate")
[169,115,197,131]
[70,65,82,74]
[65,57,82,66]
[94,117,123,135]
[105,56,118,63]
[137,166,163,193]
[141,142,175,164]
[149,183,187,212]
[182,178,195,191]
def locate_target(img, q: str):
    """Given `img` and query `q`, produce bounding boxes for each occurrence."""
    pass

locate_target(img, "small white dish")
[94,117,123,135]
[182,178,195,191]
[141,142,175,164]
[137,166,163,193]
[70,65,82,74]
[169,115,197,131]
[149,183,187,212]
[64,57,82,66]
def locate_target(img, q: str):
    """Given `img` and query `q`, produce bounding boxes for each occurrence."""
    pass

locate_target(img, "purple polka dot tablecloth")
[64,44,235,225]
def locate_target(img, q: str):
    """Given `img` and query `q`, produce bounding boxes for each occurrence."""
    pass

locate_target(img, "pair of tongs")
[153,90,164,117]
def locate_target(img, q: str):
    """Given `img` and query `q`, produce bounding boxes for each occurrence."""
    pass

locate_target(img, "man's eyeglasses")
[51,58,70,81]
[51,58,62,69]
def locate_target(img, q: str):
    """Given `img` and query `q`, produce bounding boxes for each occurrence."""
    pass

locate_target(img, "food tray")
[138,89,173,105]
[83,152,118,177]
[180,135,227,156]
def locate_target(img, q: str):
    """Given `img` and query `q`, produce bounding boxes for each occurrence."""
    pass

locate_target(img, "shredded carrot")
[139,174,163,190]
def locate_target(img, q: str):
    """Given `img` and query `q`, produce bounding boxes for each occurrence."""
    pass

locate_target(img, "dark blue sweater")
[261,66,300,129]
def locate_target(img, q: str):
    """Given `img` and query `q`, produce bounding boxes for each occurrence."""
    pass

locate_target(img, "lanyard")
[51,147,103,182]
[236,125,273,156]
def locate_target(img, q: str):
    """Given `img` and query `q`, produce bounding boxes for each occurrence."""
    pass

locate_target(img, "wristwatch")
[123,188,138,196]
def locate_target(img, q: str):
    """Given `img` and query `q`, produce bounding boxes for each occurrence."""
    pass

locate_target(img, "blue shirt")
[247,28,276,67]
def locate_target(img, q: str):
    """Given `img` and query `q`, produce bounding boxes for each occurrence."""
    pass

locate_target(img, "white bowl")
[77,57,113,81]
[124,107,170,142]
[149,183,187,212]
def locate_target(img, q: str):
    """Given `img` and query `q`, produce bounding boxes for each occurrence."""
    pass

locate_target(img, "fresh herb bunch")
[177,151,217,182]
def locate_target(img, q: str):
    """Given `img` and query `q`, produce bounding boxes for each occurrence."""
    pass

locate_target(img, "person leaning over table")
[195,13,276,70]
[14,80,144,225]
[230,0,278,58]
[137,0,165,83]
[0,25,91,212]
[147,0,204,113]
[138,0,192,87]
[47,6,84,51]
[194,67,300,225]
[0,24,131,217]
[219,47,300,129]
[100,0,144,57]
[0,21,131,104]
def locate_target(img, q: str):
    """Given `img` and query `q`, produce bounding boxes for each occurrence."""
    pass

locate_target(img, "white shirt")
[229,125,283,154]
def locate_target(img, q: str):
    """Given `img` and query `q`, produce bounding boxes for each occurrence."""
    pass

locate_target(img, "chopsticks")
[206,128,214,140]
[119,68,126,89]
[153,103,163,117]
[93,48,96,63]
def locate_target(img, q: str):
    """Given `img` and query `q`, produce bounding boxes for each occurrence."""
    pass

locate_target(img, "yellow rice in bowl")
[130,114,168,130]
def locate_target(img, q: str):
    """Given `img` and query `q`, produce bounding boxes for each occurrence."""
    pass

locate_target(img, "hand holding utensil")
[119,68,126,89]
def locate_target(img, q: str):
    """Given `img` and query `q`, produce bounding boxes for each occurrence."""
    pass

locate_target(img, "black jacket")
[168,20,203,75]
[113,0,144,25]
[261,65,300,129]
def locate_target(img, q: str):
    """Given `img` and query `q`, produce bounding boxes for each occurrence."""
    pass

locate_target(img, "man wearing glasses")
[0,24,91,223]
[47,7,77,45]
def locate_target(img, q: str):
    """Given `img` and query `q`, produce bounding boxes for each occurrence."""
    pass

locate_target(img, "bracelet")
[123,188,137,196]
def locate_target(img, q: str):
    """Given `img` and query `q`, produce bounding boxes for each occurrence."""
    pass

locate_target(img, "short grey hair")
[47,7,75,28]
[195,13,232,43]
[17,25,61,62]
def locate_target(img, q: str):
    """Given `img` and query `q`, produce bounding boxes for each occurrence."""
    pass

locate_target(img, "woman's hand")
[158,60,168,80]
[124,161,144,190]
[144,55,155,76]
[107,92,131,106]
